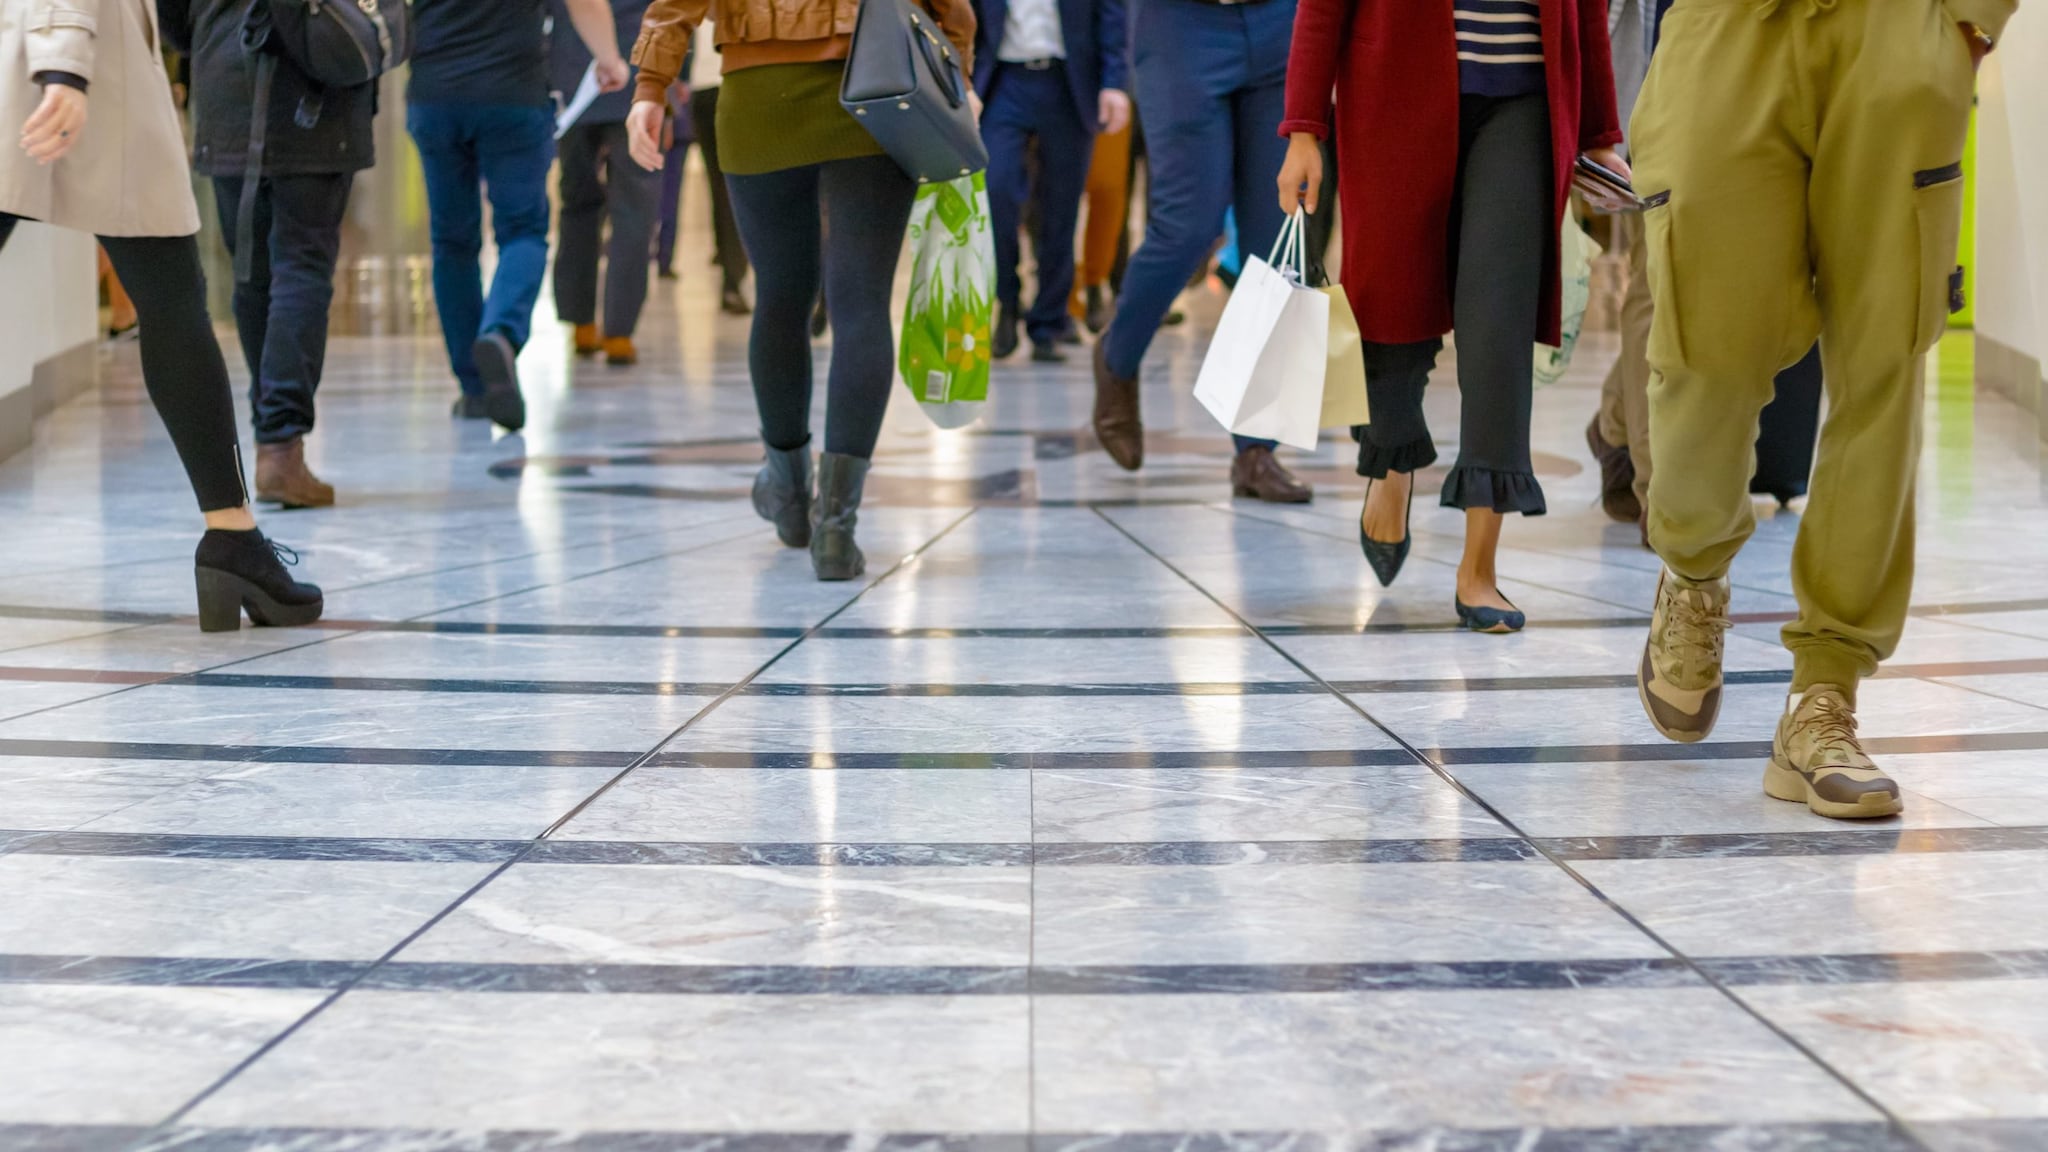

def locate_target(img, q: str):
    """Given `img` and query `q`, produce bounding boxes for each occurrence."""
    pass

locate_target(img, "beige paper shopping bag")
[1319,284,1369,429]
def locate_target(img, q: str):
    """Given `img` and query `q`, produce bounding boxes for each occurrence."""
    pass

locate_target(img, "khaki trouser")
[1597,211,1654,513]
[1631,0,1987,698]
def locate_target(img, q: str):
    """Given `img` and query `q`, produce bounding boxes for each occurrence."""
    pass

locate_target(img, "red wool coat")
[1281,0,1623,346]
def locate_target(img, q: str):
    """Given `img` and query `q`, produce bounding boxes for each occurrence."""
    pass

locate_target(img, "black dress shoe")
[993,306,1020,360]
[451,395,489,420]
[1359,477,1412,587]
[472,330,526,432]
[1031,341,1066,363]
[1083,285,1111,335]
[1455,593,1526,634]
[194,529,323,632]
[721,286,752,315]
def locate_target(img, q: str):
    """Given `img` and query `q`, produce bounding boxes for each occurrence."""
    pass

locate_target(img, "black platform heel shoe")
[1455,591,1526,635]
[752,443,814,548]
[1359,477,1413,588]
[194,529,323,633]
[811,452,870,582]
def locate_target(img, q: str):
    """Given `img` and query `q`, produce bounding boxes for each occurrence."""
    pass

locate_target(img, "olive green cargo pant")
[1630,0,2009,699]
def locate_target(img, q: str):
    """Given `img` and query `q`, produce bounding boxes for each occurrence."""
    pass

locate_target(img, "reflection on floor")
[2,239,2046,1150]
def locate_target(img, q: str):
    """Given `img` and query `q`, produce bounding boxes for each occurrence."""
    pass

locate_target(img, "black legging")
[725,154,916,458]
[0,214,247,510]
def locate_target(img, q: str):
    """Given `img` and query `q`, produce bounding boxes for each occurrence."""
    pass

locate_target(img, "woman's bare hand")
[1276,132,1323,215]
[21,84,87,165]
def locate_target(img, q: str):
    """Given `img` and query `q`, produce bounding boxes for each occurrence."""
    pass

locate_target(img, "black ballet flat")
[1455,593,1526,634]
[1359,478,1413,588]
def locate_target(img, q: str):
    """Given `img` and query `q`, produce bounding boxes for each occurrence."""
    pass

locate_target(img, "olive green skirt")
[716,62,886,176]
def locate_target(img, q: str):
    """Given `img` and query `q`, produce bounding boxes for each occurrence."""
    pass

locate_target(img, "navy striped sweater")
[1454,0,1546,97]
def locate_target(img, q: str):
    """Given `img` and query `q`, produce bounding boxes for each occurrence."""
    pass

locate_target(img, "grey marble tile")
[1452,759,1994,839]
[754,636,1305,687]
[185,990,1028,1131]
[76,763,622,840]
[553,768,1032,843]
[1742,979,2048,1127]
[1031,987,1880,1130]
[1030,765,1513,844]
[0,855,496,960]
[1031,861,1661,966]
[402,862,1030,967]
[1575,850,2048,959]
[0,756,222,830]
[2,624,325,675]
[0,984,321,1124]
[0,681,135,724]
[672,693,1402,755]
[1277,621,1792,683]
[226,630,790,688]
[0,685,715,753]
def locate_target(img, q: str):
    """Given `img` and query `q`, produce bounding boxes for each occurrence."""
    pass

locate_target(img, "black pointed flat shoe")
[1359,478,1412,588]
[1455,593,1526,634]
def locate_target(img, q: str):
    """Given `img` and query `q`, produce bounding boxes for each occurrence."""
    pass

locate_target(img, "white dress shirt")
[998,0,1065,63]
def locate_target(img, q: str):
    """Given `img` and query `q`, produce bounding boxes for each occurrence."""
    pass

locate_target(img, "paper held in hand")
[1193,211,1334,452]
[555,63,601,140]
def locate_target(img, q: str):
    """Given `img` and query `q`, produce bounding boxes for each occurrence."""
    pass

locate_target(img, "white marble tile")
[756,635,1306,687]
[0,985,321,1124]
[1033,987,1879,1130]
[0,855,495,960]
[1031,764,1512,843]
[0,756,221,831]
[186,990,1028,1131]
[1878,750,2048,827]
[228,629,790,686]
[555,767,1032,843]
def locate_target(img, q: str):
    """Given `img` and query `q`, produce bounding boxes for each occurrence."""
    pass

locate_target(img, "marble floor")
[3,233,2048,1152]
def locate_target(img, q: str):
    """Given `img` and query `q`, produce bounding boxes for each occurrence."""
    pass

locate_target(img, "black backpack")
[231,0,413,280]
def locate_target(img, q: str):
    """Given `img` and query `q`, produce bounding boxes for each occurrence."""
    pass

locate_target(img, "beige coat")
[0,0,199,237]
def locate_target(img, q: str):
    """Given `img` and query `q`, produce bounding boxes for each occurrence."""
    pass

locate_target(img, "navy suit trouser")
[981,61,1096,347]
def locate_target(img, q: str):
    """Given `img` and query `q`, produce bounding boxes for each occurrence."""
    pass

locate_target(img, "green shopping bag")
[900,173,995,429]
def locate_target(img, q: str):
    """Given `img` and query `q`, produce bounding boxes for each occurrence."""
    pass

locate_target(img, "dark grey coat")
[159,0,377,177]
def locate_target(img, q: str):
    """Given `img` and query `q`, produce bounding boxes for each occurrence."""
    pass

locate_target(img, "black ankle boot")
[752,443,813,548]
[811,452,870,582]
[194,529,324,632]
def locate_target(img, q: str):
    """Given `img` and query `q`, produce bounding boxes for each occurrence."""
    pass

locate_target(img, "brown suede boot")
[255,438,335,509]
[573,324,602,357]
[604,336,638,366]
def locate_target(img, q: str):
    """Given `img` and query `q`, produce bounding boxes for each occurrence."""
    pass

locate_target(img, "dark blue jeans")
[407,102,556,396]
[981,62,1094,346]
[210,173,352,443]
[1102,0,1295,453]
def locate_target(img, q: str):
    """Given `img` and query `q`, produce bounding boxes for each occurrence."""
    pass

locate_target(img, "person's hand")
[1575,145,1634,211]
[594,54,631,93]
[660,112,675,153]
[1098,88,1131,135]
[968,88,983,121]
[1959,22,1992,70]
[20,84,86,165]
[626,99,666,171]
[1276,132,1323,215]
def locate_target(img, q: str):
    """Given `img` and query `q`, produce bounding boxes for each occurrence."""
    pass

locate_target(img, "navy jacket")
[548,0,652,127]
[970,0,1129,129]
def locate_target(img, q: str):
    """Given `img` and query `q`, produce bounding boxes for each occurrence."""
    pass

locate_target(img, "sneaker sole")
[1764,755,1904,819]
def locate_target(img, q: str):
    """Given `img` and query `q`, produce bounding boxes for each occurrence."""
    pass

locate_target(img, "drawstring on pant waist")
[1755,0,1837,17]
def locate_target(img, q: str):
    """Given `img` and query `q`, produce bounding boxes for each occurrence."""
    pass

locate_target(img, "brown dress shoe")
[604,337,638,366]
[573,324,602,356]
[1585,416,1640,523]
[1092,341,1144,471]
[1231,444,1314,503]
[254,438,335,509]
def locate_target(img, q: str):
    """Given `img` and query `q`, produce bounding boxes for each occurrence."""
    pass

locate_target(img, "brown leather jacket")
[631,0,976,106]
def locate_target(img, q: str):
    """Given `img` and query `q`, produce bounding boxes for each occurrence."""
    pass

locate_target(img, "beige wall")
[1975,6,2048,422]
[0,221,101,463]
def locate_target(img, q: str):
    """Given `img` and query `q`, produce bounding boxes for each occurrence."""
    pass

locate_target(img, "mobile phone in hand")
[1574,155,1645,211]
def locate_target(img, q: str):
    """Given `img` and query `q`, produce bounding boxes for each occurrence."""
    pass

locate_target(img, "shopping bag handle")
[1263,209,1309,283]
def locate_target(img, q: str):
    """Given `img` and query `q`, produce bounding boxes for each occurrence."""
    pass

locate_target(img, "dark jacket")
[969,0,1127,130]
[549,0,652,127]
[410,0,551,107]
[159,0,378,177]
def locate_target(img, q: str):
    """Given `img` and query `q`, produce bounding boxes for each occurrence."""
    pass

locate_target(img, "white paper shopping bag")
[1193,212,1331,451]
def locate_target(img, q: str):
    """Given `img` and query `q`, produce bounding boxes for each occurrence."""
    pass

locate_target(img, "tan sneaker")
[1637,569,1731,743]
[1765,685,1903,819]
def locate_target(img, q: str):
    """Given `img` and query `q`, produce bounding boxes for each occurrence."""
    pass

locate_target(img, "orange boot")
[604,336,638,366]
[573,324,602,357]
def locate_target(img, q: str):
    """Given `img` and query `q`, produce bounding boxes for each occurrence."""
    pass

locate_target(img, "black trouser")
[688,86,749,293]
[726,154,916,459]
[1356,92,1551,516]
[210,173,352,445]
[0,214,247,511]
[556,120,661,338]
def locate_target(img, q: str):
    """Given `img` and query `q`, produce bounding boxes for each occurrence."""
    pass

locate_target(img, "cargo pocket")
[1640,191,1685,371]
[1912,163,1965,355]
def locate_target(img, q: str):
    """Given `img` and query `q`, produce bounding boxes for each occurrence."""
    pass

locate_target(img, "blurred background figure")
[1068,115,1129,336]
[655,19,751,314]
[971,0,1130,363]
[554,0,659,367]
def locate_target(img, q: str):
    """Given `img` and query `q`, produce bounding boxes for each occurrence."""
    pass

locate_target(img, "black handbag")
[839,0,988,184]
[231,0,412,281]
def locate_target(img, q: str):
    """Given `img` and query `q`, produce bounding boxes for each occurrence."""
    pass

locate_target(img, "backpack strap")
[234,51,276,284]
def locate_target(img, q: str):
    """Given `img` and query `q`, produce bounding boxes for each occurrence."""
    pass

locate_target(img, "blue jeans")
[210,173,352,443]
[981,62,1094,345]
[1103,0,1296,452]
[407,103,556,396]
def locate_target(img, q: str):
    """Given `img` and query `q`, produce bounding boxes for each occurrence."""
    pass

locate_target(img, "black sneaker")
[451,395,489,420]
[472,331,526,433]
